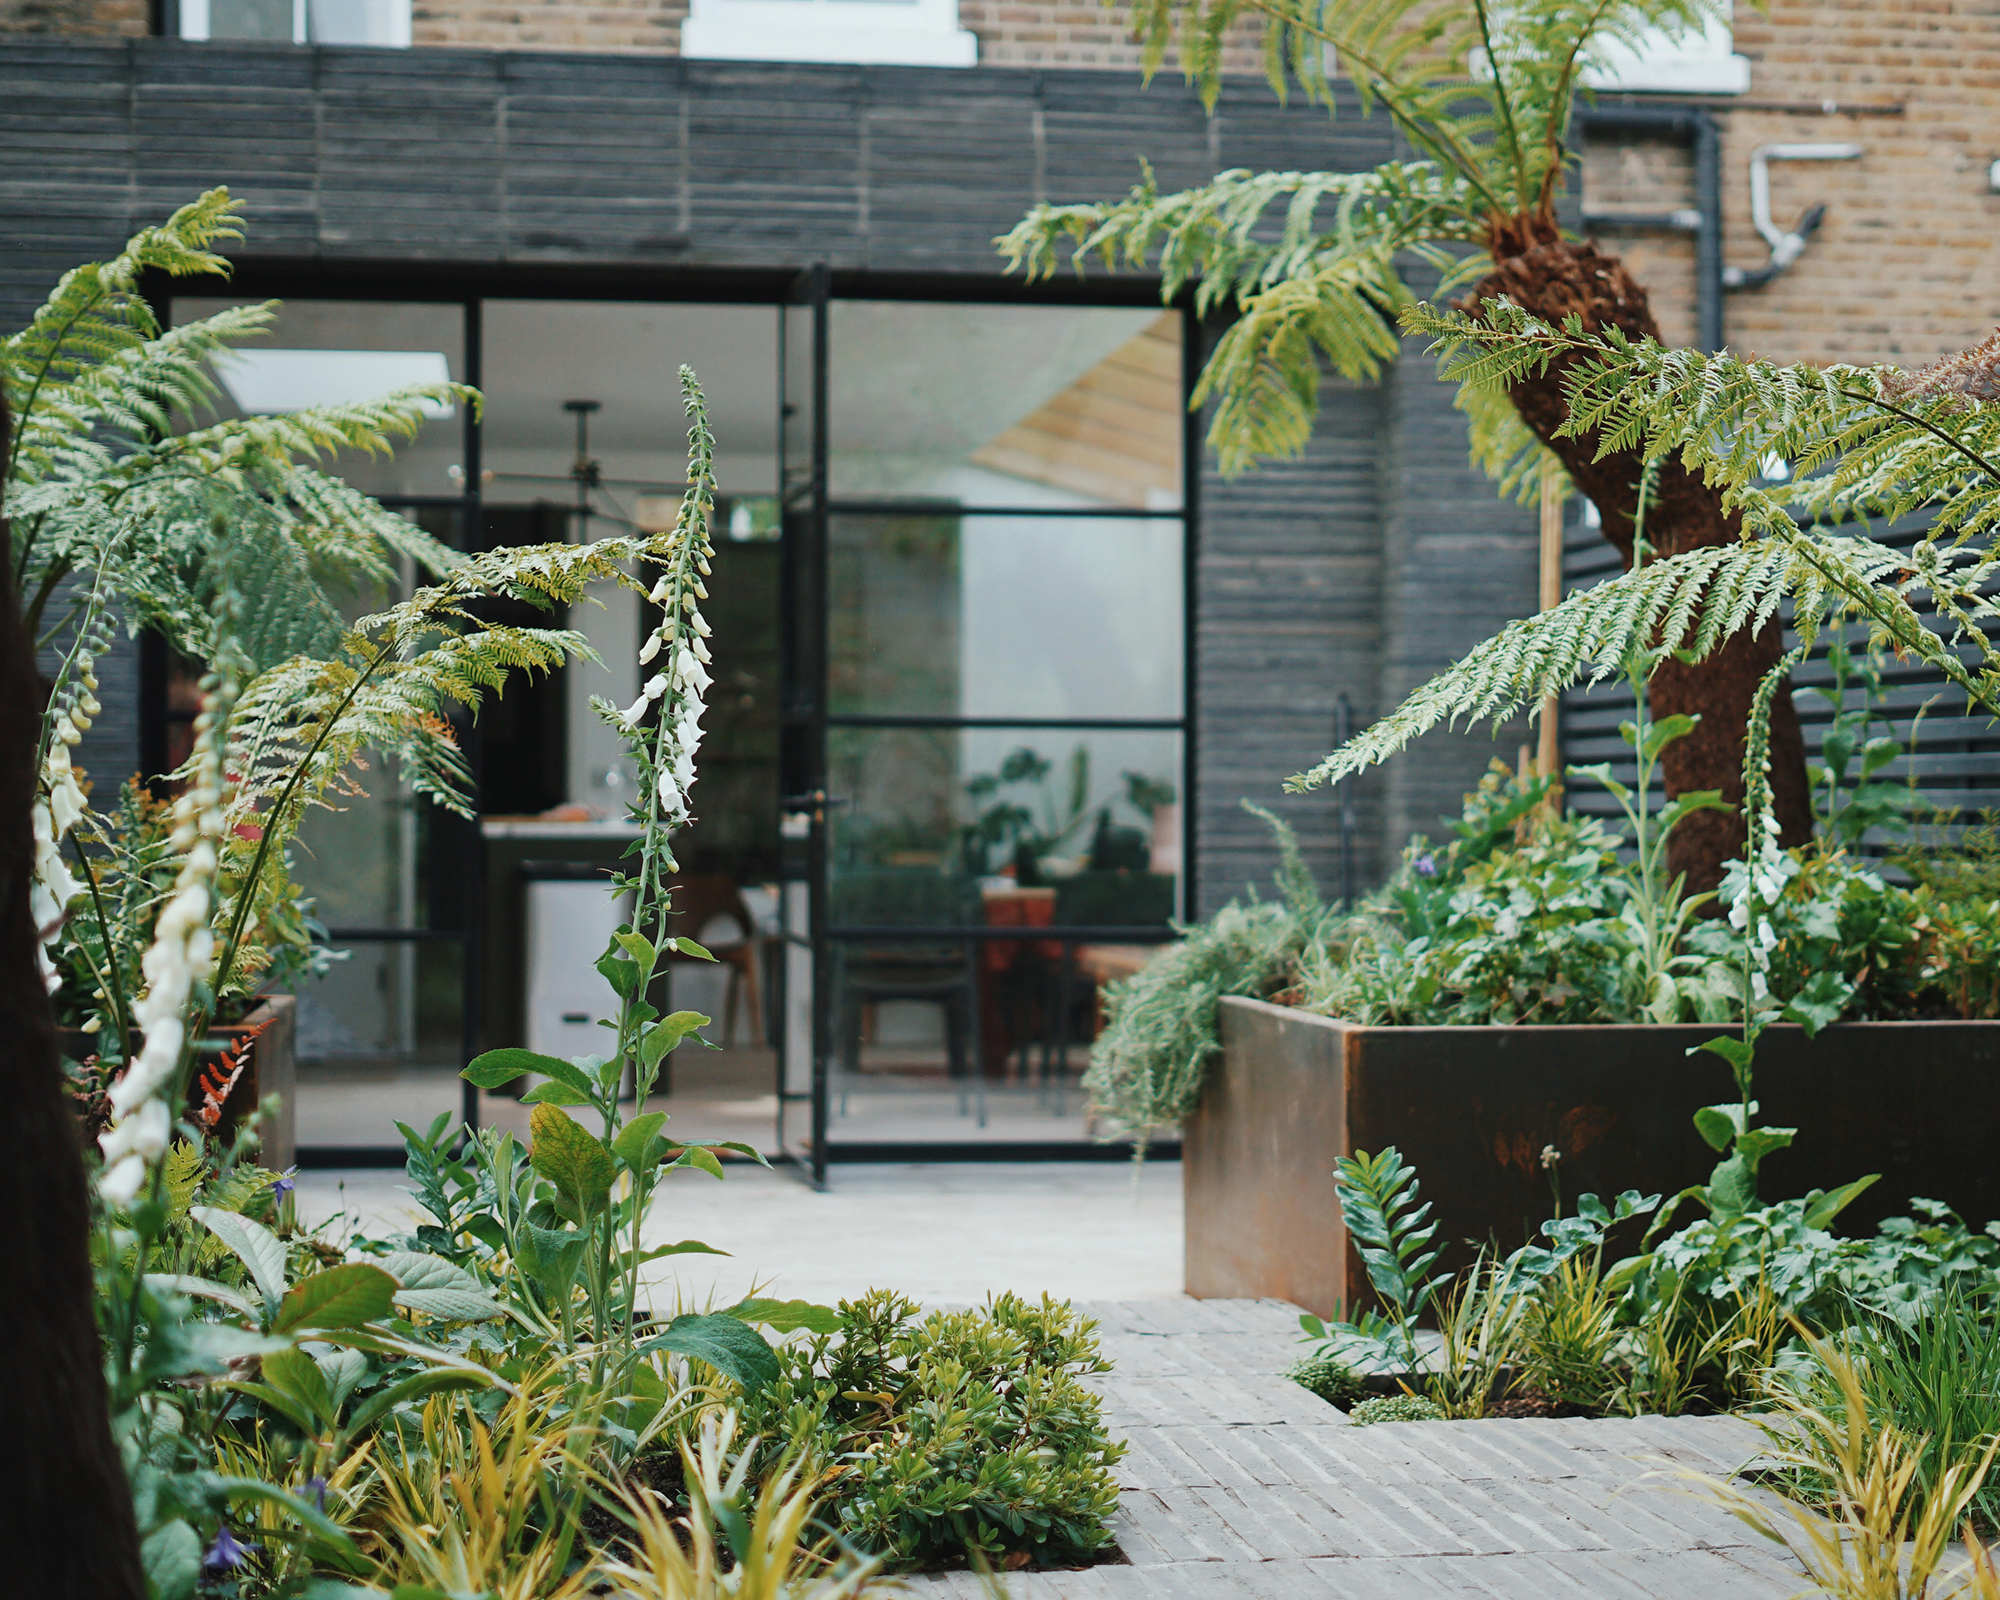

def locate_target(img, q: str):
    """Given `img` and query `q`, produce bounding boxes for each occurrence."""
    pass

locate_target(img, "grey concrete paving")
[294,1156,1184,1307]
[903,1300,1802,1599]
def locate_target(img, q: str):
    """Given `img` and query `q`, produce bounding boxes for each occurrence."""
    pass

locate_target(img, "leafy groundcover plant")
[734,1291,1126,1572]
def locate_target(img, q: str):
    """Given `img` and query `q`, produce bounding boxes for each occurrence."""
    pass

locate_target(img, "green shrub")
[1349,1394,1445,1425]
[732,1290,1125,1571]
[1284,1353,1366,1407]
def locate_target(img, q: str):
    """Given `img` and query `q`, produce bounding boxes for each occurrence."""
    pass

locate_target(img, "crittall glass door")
[785,292,1192,1175]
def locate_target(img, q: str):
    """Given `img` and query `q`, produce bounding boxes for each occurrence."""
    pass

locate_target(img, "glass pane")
[478,300,778,817]
[828,304,1181,510]
[172,299,465,501]
[827,726,1182,928]
[208,0,294,39]
[293,940,465,1147]
[828,513,1182,720]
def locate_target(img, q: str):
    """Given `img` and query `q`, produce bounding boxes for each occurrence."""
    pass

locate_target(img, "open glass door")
[776,265,830,1181]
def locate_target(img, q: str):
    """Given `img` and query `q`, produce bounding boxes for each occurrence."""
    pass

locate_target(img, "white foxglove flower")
[657,770,683,811]
[691,636,712,665]
[675,647,711,693]
[638,632,663,666]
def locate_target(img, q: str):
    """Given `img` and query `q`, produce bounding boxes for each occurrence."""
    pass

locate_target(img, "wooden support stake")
[1537,472,1564,787]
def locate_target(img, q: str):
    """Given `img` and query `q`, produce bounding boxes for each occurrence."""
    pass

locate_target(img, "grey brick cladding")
[0,41,1536,907]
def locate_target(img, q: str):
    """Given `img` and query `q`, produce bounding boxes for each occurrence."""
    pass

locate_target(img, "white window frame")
[681,0,978,68]
[1582,5,1749,95]
[178,0,412,47]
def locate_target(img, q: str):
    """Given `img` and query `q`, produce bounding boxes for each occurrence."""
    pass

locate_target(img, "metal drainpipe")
[1692,111,1723,352]
[1574,103,1726,353]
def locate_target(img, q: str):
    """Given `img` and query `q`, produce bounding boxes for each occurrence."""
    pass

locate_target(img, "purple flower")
[272,1166,297,1199]
[202,1522,254,1575]
[1414,853,1437,878]
[305,1477,327,1513]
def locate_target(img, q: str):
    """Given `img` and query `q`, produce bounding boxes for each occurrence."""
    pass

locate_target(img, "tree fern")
[1003,0,1726,483]
[1290,307,2000,794]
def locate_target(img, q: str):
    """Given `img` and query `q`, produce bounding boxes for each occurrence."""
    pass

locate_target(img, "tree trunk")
[1473,215,1812,895]
[0,394,146,1598]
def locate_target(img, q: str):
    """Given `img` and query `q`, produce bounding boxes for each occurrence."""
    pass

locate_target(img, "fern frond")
[1284,530,1921,793]
[1001,162,1481,470]
[2,190,241,470]
[1296,300,2000,792]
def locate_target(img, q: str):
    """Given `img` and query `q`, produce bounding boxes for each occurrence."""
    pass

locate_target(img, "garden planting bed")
[901,1298,1796,1599]
[1185,995,2000,1318]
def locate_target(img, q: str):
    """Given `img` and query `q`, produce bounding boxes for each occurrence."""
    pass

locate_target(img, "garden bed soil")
[1185,994,2000,1319]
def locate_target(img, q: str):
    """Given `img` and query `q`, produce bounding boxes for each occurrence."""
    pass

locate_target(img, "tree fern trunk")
[1473,216,1813,894]
[0,394,146,1598]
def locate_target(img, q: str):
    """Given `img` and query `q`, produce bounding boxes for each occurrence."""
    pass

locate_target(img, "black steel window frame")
[144,262,1201,1168]
[799,291,1202,1172]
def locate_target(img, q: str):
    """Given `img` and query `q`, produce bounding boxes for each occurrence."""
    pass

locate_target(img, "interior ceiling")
[172,296,1182,506]
[969,313,1181,509]
[826,301,1166,478]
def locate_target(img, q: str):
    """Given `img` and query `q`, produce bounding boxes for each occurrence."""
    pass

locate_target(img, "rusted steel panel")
[1186,996,2000,1316]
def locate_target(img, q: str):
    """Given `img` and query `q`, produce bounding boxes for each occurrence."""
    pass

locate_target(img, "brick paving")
[904,1299,1804,1598]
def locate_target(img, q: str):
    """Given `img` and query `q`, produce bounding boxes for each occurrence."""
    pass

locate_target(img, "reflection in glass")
[828,513,1182,720]
[828,304,1181,509]
[827,727,1181,927]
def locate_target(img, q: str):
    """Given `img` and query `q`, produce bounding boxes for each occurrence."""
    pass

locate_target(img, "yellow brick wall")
[1,0,1262,68]
[1585,0,2000,370]
[0,0,144,35]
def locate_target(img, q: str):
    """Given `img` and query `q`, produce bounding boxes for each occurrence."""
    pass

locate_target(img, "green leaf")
[640,1011,710,1068]
[615,930,658,970]
[596,946,641,999]
[519,1079,594,1107]
[262,1346,337,1426]
[1691,1036,1755,1074]
[1783,969,1855,1038]
[529,1103,617,1218]
[682,1145,726,1180]
[143,1273,258,1321]
[191,1205,289,1314]
[378,1251,506,1323]
[1692,1103,1742,1153]
[274,1263,400,1334]
[1639,712,1699,765]
[463,1048,579,1090]
[637,1312,780,1394]
[141,1519,203,1600]
[1569,761,1630,805]
[213,1474,360,1556]
[674,936,716,961]
[611,1111,670,1170]
[1804,1174,1881,1230]
[624,1238,730,1269]
[1705,1153,1759,1217]
[727,1296,841,1334]
[1735,1126,1797,1170]
[517,1222,587,1301]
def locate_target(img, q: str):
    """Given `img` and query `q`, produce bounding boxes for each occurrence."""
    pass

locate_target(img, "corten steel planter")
[1184,994,2000,1320]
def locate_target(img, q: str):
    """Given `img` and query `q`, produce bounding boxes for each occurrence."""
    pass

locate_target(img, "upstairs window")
[681,0,977,66]
[177,0,411,46]
[1583,3,1748,94]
